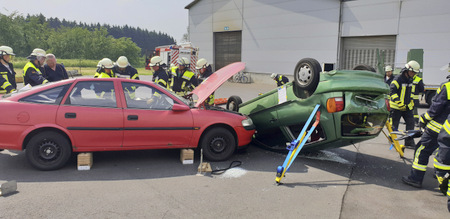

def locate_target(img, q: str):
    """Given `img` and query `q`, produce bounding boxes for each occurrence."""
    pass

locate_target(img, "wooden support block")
[77,153,93,170]
[180,149,194,164]
[197,162,212,173]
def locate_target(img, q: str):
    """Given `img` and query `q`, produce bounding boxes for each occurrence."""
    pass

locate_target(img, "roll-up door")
[214,31,242,71]
[340,36,396,71]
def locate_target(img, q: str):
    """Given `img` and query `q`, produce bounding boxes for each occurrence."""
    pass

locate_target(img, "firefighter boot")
[402,169,425,188]
[436,171,450,195]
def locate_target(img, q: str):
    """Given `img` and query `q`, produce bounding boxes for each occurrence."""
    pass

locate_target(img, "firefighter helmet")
[405,60,420,73]
[149,56,162,67]
[0,46,15,56]
[116,56,129,68]
[270,73,277,79]
[385,65,393,72]
[196,58,208,69]
[99,58,114,69]
[31,48,46,57]
[177,57,190,67]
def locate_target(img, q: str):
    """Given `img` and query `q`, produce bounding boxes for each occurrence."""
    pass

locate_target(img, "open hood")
[192,62,245,108]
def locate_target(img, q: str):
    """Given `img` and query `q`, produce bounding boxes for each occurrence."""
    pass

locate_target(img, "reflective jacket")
[0,62,16,93]
[170,67,198,96]
[113,65,139,80]
[421,81,450,134]
[98,71,116,78]
[275,75,289,87]
[390,69,414,111]
[23,62,48,86]
[152,68,170,89]
[412,75,425,100]
[198,66,214,105]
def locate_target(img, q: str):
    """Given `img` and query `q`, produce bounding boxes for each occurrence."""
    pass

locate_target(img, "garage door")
[214,31,242,71]
[340,36,396,71]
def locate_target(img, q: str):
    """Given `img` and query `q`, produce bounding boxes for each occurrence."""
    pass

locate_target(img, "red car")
[0,63,255,170]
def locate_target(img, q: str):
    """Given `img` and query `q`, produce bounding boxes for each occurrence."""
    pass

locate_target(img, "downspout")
[336,0,344,70]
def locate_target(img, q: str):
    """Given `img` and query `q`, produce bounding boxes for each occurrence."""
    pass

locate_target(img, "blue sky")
[1,0,193,42]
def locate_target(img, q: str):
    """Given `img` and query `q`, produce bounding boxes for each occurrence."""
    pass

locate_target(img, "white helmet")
[196,58,208,69]
[149,56,162,67]
[116,56,129,68]
[385,65,393,72]
[177,57,190,66]
[31,48,46,57]
[405,60,420,73]
[270,73,277,79]
[99,58,114,69]
[0,46,15,56]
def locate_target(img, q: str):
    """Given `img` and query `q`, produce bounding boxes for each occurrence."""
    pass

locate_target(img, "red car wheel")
[201,127,236,161]
[26,131,72,171]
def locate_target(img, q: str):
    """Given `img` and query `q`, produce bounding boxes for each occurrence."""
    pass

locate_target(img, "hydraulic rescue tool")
[275,104,321,185]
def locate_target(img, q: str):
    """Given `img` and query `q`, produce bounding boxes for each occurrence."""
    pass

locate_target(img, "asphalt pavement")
[1,77,448,218]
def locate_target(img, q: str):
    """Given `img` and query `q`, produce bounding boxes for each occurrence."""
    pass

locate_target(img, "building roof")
[185,0,200,9]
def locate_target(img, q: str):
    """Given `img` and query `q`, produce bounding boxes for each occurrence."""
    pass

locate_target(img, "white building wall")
[395,0,450,85]
[188,0,450,84]
[242,0,340,75]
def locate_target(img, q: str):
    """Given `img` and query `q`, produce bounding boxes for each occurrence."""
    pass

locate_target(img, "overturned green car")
[226,58,390,151]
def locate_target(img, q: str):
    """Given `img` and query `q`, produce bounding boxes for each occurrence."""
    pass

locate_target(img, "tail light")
[327,97,344,113]
[385,98,390,111]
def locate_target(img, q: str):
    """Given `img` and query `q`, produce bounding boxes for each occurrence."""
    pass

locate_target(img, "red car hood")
[192,62,245,108]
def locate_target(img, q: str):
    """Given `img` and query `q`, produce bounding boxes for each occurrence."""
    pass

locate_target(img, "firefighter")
[170,57,198,96]
[150,56,170,88]
[196,58,214,105]
[402,76,450,188]
[433,114,450,211]
[0,46,17,93]
[270,73,289,87]
[389,60,418,147]
[113,56,139,80]
[385,65,394,85]
[94,59,104,78]
[96,58,116,78]
[23,48,48,86]
[412,73,425,125]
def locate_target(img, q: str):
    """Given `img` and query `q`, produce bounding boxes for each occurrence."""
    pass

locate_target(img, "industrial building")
[185,0,450,85]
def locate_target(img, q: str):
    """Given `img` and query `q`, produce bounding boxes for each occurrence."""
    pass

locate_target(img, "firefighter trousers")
[413,99,420,124]
[391,109,416,146]
[409,130,439,182]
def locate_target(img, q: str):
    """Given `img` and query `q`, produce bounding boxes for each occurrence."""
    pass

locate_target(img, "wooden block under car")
[77,153,93,170]
[180,149,194,165]
[197,162,212,173]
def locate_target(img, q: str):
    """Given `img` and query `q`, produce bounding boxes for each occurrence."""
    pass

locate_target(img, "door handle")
[127,115,138,120]
[65,113,76,118]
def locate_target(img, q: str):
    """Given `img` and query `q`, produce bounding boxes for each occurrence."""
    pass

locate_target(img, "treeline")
[0,12,176,66]
[45,16,176,56]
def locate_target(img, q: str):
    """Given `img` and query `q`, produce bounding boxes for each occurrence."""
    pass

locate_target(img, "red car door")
[120,82,194,148]
[56,81,124,150]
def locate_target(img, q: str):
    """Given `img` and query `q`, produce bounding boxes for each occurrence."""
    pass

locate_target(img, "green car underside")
[239,70,390,151]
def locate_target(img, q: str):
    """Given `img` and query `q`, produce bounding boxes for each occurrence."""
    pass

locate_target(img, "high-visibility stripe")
[443,120,450,135]
[392,80,399,89]
[413,145,427,171]
[424,112,432,120]
[434,158,450,170]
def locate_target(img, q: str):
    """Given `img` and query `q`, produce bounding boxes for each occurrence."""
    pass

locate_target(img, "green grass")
[11,57,153,76]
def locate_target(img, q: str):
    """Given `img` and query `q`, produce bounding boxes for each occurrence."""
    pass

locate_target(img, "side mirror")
[172,103,190,111]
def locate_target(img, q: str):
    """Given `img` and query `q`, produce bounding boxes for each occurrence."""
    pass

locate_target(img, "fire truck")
[145,42,199,73]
